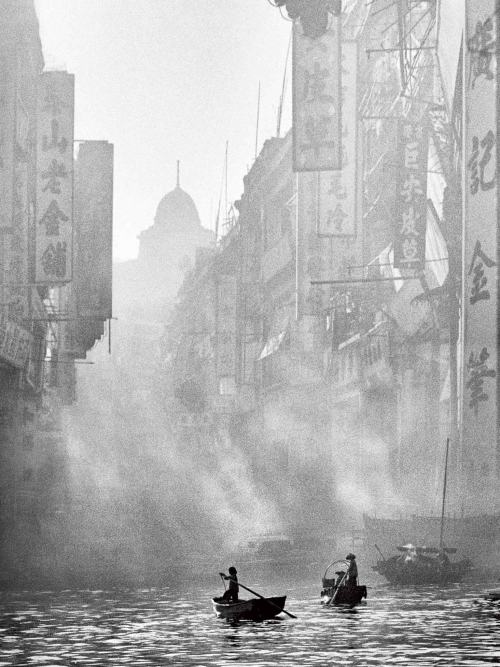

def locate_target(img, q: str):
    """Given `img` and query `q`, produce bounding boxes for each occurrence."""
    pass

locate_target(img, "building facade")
[166,0,499,558]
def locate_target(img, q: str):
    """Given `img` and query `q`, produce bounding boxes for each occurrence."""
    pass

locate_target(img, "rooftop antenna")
[214,143,228,243]
[176,160,180,188]
[224,140,228,226]
[255,82,261,159]
[277,27,292,138]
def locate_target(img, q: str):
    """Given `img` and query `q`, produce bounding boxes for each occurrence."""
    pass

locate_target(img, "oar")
[222,574,297,619]
[374,544,387,561]
[327,570,348,606]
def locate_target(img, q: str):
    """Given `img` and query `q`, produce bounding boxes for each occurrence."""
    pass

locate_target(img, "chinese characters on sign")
[468,240,497,305]
[466,347,496,416]
[467,14,496,88]
[462,0,497,487]
[317,41,358,237]
[467,129,496,193]
[36,72,74,283]
[0,310,32,369]
[292,17,342,171]
[393,120,429,270]
[5,94,30,320]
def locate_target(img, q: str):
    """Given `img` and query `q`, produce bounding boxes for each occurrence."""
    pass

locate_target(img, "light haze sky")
[34,0,292,261]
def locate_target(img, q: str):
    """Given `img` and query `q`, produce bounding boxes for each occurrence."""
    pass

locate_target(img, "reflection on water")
[0,581,498,665]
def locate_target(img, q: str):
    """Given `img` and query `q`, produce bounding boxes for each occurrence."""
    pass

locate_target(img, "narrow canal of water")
[0,578,498,666]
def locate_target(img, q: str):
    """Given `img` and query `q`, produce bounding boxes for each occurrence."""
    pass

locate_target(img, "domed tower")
[115,163,214,324]
[138,162,214,278]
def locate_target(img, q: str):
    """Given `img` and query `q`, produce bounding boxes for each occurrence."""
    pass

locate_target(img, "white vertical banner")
[317,41,358,237]
[292,17,342,171]
[463,0,498,498]
[36,72,74,283]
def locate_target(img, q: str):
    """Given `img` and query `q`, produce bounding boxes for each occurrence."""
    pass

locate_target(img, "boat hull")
[212,595,287,621]
[321,584,367,606]
[372,556,472,585]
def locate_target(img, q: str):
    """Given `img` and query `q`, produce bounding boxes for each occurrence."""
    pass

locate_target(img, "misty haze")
[0,0,499,665]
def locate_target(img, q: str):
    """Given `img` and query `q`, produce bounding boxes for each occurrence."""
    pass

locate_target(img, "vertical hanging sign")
[393,120,429,270]
[7,94,30,320]
[317,41,358,236]
[35,71,74,284]
[463,0,498,485]
[74,141,114,320]
[292,17,342,171]
[0,57,14,230]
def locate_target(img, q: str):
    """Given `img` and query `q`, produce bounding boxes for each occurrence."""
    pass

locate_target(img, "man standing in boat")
[346,554,358,586]
[220,567,239,602]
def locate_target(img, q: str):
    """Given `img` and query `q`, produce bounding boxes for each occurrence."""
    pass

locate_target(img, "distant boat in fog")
[369,438,475,584]
[372,544,472,585]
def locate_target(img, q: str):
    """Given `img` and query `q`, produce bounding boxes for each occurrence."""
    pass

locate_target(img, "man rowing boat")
[219,566,239,602]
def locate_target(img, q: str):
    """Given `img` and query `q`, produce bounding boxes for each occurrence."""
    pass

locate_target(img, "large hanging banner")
[74,141,113,320]
[0,57,14,230]
[393,120,429,270]
[463,0,498,493]
[6,92,30,320]
[317,41,358,236]
[292,16,342,171]
[35,71,74,284]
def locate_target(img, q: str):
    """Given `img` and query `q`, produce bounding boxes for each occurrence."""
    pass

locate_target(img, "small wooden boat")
[212,595,287,621]
[320,559,367,606]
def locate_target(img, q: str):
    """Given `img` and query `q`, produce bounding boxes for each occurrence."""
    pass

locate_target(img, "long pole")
[255,82,261,160]
[277,29,292,137]
[327,570,348,606]
[439,437,450,551]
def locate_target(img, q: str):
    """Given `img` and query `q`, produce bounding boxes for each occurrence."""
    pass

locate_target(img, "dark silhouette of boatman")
[220,566,239,602]
[346,553,358,586]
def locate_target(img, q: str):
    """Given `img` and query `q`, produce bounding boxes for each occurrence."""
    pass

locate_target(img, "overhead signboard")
[393,120,429,270]
[462,0,498,492]
[6,93,30,320]
[74,141,113,320]
[0,310,32,369]
[317,41,358,236]
[292,17,342,172]
[35,71,74,284]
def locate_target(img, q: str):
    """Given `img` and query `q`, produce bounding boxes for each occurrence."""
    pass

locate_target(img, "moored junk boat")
[320,558,367,606]
[212,595,287,621]
[372,543,472,585]
[371,438,473,585]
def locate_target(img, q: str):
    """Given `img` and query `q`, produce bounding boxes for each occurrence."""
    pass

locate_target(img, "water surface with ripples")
[0,577,499,666]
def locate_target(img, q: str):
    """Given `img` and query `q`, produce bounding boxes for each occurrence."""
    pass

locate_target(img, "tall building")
[115,167,214,325]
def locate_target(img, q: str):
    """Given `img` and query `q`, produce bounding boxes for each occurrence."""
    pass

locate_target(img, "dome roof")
[154,185,200,229]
